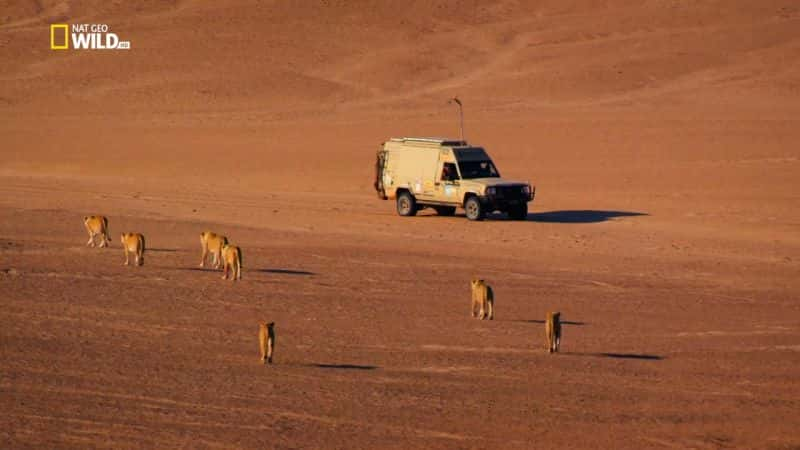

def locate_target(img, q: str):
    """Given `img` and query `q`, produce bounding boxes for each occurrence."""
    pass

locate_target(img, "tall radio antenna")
[447,97,464,142]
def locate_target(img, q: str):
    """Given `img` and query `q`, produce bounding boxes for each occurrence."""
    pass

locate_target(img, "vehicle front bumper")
[479,186,535,211]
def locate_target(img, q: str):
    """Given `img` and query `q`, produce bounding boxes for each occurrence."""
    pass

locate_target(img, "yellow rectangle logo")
[50,24,69,50]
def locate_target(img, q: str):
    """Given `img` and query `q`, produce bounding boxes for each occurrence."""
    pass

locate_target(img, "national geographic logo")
[50,24,131,50]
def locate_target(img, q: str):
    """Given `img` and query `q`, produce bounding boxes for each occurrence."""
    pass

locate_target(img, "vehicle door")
[434,152,461,203]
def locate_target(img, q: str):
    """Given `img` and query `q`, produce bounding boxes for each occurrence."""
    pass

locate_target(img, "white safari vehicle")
[373,137,535,221]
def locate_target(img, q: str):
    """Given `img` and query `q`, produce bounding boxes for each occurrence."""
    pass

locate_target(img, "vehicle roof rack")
[390,137,468,146]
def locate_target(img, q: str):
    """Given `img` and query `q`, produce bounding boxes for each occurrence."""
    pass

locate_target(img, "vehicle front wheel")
[507,204,528,220]
[434,206,456,216]
[464,197,485,221]
[396,191,418,217]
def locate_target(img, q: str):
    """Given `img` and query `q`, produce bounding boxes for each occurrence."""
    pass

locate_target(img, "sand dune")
[1,1,799,448]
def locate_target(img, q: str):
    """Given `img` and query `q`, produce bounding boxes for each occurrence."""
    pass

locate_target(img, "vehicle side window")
[441,163,459,181]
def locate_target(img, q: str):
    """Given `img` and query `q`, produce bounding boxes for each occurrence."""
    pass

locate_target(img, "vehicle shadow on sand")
[433,209,647,223]
[524,210,648,223]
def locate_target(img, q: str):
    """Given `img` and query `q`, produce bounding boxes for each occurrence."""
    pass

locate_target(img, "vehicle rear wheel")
[464,197,485,221]
[507,204,528,220]
[434,206,456,216]
[396,191,418,217]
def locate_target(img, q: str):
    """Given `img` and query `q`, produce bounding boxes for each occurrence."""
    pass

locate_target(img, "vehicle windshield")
[458,160,499,179]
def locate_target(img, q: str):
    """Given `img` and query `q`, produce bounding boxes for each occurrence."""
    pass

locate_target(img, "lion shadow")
[569,352,663,360]
[508,319,586,326]
[175,267,219,272]
[310,363,377,370]
[255,268,315,276]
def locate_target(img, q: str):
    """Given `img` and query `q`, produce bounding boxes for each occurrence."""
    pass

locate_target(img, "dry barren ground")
[2,1,800,448]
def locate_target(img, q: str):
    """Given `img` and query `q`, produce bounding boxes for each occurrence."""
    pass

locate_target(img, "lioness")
[221,244,242,281]
[199,231,228,269]
[470,279,494,320]
[545,311,561,353]
[120,233,145,266]
[83,215,110,247]
[259,322,275,364]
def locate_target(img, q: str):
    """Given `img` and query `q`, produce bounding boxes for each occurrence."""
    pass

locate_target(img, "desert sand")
[1,1,799,448]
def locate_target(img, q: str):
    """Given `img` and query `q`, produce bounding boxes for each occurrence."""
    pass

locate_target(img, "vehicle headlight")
[485,187,496,196]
